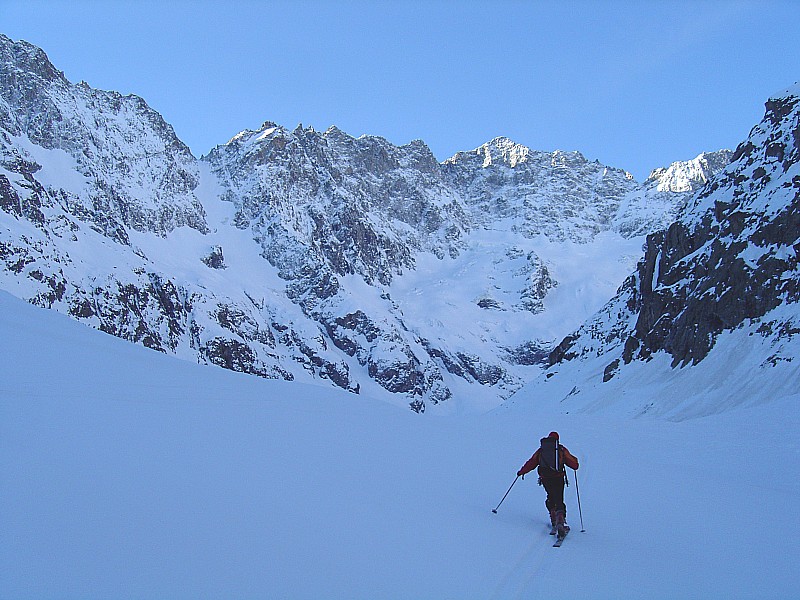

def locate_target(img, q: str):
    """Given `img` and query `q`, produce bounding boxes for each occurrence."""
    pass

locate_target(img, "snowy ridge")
[513,300,800,420]
[0,34,729,412]
[449,136,533,168]
[204,120,468,284]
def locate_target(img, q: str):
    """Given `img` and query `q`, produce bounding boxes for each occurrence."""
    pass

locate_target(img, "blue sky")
[2,0,798,180]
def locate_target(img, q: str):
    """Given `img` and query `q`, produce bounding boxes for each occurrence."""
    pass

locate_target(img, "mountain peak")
[644,150,732,193]
[324,124,346,137]
[476,136,530,167]
[444,137,592,171]
[443,136,531,168]
[0,34,66,85]
[547,84,800,409]
[6,33,792,416]
[769,81,800,103]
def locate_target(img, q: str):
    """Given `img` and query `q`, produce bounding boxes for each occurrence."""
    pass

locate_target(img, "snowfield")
[2,290,798,599]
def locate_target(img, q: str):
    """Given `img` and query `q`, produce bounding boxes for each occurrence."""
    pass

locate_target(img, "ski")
[553,530,569,547]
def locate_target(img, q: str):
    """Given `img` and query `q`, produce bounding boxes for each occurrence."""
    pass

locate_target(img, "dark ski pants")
[542,476,567,520]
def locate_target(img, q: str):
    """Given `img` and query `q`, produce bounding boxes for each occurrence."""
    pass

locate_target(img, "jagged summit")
[0,33,66,85]
[645,150,733,193]
[769,81,800,104]
[0,34,204,238]
[443,136,593,171]
[450,136,532,168]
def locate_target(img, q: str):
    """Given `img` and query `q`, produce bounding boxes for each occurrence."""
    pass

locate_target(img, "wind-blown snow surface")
[2,290,798,599]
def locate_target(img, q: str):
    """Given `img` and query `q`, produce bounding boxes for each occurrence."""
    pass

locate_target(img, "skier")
[517,431,579,537]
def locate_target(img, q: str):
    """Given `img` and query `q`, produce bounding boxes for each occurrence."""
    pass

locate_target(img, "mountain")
[537,83,800,419]
[2,30,798,600]
[0,34,728,412]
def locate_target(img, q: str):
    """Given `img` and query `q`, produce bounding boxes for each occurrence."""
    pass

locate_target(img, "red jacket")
[518,444,579,478]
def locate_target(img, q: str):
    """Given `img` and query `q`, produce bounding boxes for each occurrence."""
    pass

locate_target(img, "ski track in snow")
[489,529,554,600]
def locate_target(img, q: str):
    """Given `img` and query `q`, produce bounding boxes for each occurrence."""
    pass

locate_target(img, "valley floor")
[1,291,798,599]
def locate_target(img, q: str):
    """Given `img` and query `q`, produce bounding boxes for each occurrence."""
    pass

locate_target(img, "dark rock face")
[202,245,226,269]
[201,336,288,379]
[549,85,800,378]
[519,253,556,314]
[630,91,799,368]
[505,341,551,366]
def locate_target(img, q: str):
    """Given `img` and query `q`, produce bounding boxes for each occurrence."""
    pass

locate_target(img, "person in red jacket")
[517,431,579,535]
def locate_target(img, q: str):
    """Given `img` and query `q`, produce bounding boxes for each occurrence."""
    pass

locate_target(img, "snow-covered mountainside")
[538,83,800,418]
[0,35,206,237]
[0,34,728,412]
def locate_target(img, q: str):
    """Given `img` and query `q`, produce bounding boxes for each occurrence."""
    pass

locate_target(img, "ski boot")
[555,510,570,538]
[549,509,558,535]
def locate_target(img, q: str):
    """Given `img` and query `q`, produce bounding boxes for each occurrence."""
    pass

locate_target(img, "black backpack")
[538,436,563,477]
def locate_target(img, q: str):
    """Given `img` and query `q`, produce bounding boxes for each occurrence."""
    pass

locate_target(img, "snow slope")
[2,290,798,599]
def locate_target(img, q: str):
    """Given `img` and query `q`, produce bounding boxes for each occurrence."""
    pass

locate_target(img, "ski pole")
[572,468,586,532]
[491,475,519,514]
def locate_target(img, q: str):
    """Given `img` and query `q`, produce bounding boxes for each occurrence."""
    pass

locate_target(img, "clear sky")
[2,0,799,180]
